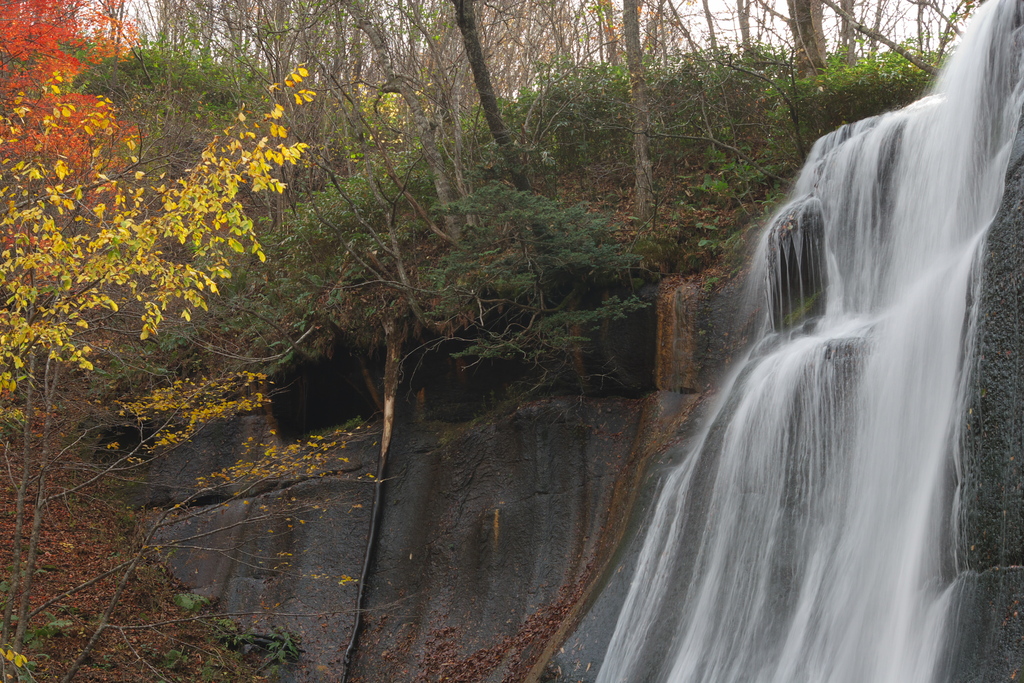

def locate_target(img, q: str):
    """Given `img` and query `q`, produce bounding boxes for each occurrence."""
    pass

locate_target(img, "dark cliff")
[952,110,1024,682]
[142,276,746,681]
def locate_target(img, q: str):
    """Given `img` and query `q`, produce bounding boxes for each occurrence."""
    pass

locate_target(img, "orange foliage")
[0,0,135,93]
[0,76,134,189]
[0,0,137,181]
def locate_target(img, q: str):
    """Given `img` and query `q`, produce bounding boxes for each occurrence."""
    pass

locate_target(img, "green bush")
[793,50,933,140]
[429,184,645,364]
[80,41,262,121]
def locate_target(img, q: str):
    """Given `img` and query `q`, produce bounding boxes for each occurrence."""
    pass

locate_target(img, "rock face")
[951,111,1024,682]
[656,279,703,394]
[149,394,695,682]
[145,111,1024,680]
[142,276,745,682]
[151,426,381,680]
[765,198,827,331]
[138,415,274,507]
[349,393,695,683]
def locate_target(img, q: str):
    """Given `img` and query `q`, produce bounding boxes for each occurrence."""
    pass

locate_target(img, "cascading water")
[597,4,1024,682]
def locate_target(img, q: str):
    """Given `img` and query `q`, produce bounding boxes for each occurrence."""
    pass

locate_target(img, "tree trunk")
[870,0,883,52]
[343,2,465,240]
[623,0,655,226]
[13,358,58,652]
[0,356,34,681]
[917,1,928,53]
[738,0,751,50]
[840,0,856,65]
[820,0,937,76]
[451,0,531,192]
[788,0,827,75]
[598,0,619,65]
[341,319,403,683]
[702,0,718,49]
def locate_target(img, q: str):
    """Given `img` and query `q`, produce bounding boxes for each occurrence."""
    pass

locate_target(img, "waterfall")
[598,4,1024,682]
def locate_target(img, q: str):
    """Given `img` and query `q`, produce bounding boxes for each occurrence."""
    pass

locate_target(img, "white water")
[598,4,1024,682]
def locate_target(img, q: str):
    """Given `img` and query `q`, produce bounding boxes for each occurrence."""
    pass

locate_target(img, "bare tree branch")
[819,0,938,75]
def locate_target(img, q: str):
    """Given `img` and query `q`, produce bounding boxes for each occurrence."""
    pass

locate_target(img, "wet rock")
[961,112,1024,574]
[137,415,274,507]
[155,476,373,681]
[656,279,702,394]
[766,198,828,331]
[146,393,694,683]
[575,285,660,397]
[947,568,1024,683]
[348,393,694,683]
[953,108,1024,681]
[143,270,742,681]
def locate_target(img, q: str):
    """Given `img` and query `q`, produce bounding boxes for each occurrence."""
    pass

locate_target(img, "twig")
[819,0,938,76]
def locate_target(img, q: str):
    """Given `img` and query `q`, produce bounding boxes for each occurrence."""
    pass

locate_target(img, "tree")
[839,0,856,65]
[788,0,827,75]
[623,0,655,226]
[341,0,466,240]
[0,0,134,93]
[819,0,939,76]
[738,0,752,49]
[450,0,531,192]
[0,69,309,680]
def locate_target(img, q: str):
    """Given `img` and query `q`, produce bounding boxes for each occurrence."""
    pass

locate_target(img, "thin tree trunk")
[702,0,718,49]
[738,0,751,50]
[62,490,186,682]
[0,356,34,681]
[13,475,46,651]
[841,0,856,64]
[820,0,937,75]
[917,1,928,53]
[451,0,531,192]
[870,0,884,51]
[60,550,148,682]
[13,358,58,651]
[623,0,655,226]
[343,2,464,240]
[341,320,402,683]
[598,0,618,65]
[646,0,667,62]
